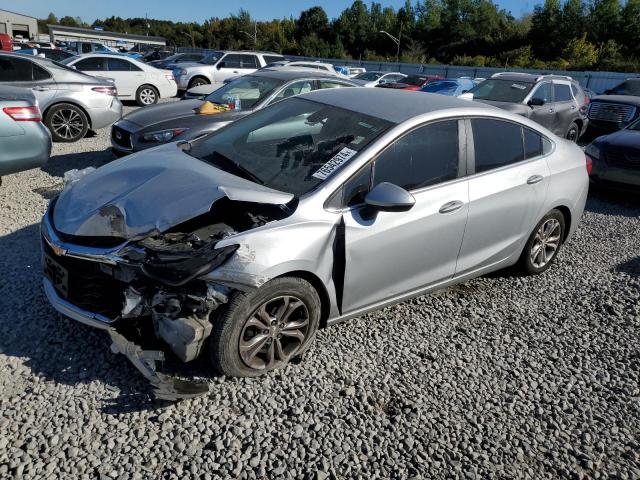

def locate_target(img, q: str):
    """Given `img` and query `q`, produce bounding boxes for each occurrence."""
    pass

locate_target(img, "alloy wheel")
[530,218,561,268]
[239,295,310,371]
[566,125,579,142]
[139,88,157,105]
[51,109,84,140]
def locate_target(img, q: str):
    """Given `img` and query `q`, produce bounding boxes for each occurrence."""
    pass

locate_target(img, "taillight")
[92,86,117,96]
[585,154,593,175]
[3,105,41,121]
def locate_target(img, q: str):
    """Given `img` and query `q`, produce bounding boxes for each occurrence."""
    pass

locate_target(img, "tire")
[565,121,580,142]
[519,209,566,275]
[208,277,321,377]
[44,103,89,143]
[135,85,159,106]
[188,77,209,89]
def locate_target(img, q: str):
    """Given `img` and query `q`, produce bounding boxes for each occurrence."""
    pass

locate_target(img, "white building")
[0,9,39,40]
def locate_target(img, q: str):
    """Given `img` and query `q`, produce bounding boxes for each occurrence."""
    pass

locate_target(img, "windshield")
[469,79,534,102]
[404,75,426,86]
[201,51,224,64]
[204,75,284,109]
[422,81,458,93]
[186,98,393,196]
[608,80,640,96]
[355,72,383,81]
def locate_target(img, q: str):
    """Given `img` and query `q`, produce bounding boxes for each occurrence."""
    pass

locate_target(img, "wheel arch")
[275,270,331,329]
[43,101,92,129]
[189,75,211,86]
[552,205,572,242]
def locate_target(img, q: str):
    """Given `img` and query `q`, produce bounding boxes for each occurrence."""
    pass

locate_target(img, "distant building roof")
[0,9,38,20]
[47,24,166,45]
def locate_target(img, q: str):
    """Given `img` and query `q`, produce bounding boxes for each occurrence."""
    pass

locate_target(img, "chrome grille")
[588,102,636,123]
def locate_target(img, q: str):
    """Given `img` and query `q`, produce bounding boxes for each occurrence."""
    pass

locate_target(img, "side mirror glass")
[528,97,545,107]
[217,62,225,70]
[364,182,415,212]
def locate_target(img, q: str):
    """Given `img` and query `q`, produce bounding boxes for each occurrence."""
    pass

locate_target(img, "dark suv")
[587,78,640,135]
[464,72,589,141]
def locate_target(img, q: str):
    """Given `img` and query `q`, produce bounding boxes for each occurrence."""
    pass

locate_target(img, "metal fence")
[177,47,636,94]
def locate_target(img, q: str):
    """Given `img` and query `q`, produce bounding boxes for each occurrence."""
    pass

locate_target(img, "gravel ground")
[0,101,639,480]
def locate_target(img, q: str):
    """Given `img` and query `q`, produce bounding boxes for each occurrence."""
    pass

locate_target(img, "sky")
[1,0,537,23]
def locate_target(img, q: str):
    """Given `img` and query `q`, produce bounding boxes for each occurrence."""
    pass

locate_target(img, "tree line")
[39,0,640,72]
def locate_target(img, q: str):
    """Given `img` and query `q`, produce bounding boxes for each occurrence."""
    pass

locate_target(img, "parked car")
[0,33,12,52]
[63,54,177,106]
[43,88,588,398]
[463,72,589,142]
[0,86,50,182]
[0,52,122,142]
[148,52,206,69]
[377,74,443,91]
[172,50,285,90]
[420,78,477,96]
[111,68,358,155]
[351,71,407,87]
[14,47,75,62]
[585,117,640,189]
[142,50,174,63]
[586,78,640,135]
[64,41,140,59]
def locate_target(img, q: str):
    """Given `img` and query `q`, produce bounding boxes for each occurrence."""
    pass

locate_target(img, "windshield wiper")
[209,151,264,185]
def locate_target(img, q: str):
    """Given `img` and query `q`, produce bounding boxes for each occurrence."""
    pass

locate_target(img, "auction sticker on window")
[312,147,358,180]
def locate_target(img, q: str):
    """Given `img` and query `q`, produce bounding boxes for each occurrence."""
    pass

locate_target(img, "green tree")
[562,33,598,69]
[588,0,621,44]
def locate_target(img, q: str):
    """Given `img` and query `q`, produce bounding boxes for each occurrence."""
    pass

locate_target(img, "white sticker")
[312,147,358,180]
[512,83,527,90]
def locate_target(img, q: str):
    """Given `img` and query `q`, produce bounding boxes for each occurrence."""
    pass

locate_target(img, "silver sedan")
[41,88,588,398]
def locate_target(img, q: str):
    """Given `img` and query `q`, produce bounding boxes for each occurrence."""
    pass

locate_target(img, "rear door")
[215,54,258,83]
[106,57,144,97]
[552,81,578,136]
[528,82,555,131]
[341,119,469,313]
[455,118,551,275]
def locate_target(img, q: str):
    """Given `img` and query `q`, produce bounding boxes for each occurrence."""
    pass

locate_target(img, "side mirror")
[364,182,415,212]
[216,62,225,70]
[461,89,469,94]
[528,97,545,107]
[604,89,612,95]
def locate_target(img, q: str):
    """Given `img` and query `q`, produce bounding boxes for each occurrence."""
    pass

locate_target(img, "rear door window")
[263,55,284,65]
[74,57,106,71]
[0,57,33,81]
[32,63,51,80]
[471,118,524,173]
[554,83,573,102]
[239,55,259,69]
[531,83,552,104]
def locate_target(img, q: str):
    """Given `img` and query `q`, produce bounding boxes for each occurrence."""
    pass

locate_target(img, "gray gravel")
[1,101,639,479]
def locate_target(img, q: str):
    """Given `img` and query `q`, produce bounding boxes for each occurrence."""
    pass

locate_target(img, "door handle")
[439,200,464,214]
[32,86,50,91]
[548,108,555,113]
[527,174,544,185]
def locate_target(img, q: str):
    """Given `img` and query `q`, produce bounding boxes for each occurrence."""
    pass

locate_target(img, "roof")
[491,72,574,83]
[47,24,166,44]
[0,8,38,20]
[301,88,494,123]
[249,68,351,81]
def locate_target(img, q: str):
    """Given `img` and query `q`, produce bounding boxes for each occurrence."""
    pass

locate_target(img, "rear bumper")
[158,81,178,99]
[0,123,51,176]
[88,97,123,130]
[590,162,640,188]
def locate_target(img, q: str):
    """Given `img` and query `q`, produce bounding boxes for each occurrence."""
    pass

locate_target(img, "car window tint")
[263,55,284,65]
[554,83,573,102]
[531,83,552,103]
[472,119,524,172]
[107,58,132,71]
[570,84,579,97]
[373,120,459,191]
[221,54,242,68]
[81,43,92,53]
[319,80,352,90]
[0,57,32,81]
[273,80,314,100]
[523,128,544,159]
[32,63,50,80]
[75,57,105,71]
[238,54,259,69]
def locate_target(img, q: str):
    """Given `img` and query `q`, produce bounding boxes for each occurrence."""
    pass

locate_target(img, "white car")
[63,54,178,106]
[283,61,340,75]
[351,71,407,87]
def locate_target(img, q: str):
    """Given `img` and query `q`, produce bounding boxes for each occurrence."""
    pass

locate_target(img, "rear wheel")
[136,85,159,106]
[44,103,89,143]
[208,277,320,377]
[519,209,565,275]
[565,122,580,142]
[188,77,209,89]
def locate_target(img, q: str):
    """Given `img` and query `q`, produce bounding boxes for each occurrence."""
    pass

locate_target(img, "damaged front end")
[41,192,294,400]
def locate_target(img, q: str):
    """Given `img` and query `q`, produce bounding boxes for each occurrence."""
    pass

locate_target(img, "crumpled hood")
[53,143,294,239]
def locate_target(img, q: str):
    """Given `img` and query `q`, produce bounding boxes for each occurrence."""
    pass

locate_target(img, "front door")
[528,82,555,131]
[341,119,469,313]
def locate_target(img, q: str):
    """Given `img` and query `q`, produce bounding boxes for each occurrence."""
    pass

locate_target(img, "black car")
[466,72,589,142]
[585,118,640,189]
[587,78,640,135]
[111,68,358,156]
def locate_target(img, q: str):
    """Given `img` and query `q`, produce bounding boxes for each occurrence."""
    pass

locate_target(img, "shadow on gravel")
[614,256,640,277]
[42,147,114,178]
[586,187,640,216]
[0,222,202,415]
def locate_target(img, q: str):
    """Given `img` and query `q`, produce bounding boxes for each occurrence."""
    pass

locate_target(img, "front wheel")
[187,77,209,89]
[519,209,565,275]
[208,277,321,377]
[565,122,580,142]
[136,85,159,106]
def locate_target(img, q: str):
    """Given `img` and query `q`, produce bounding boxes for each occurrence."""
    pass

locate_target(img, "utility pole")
[240,21,257,49]
[379,22,403,62]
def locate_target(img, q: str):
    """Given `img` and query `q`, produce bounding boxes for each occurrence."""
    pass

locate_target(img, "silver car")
[41,89,589,399]
[0,86,50,180]
[0,52,122,142]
